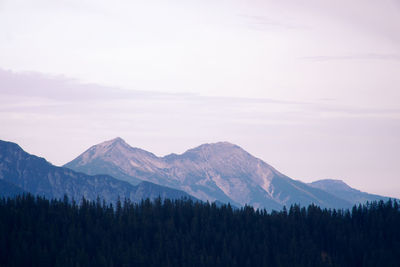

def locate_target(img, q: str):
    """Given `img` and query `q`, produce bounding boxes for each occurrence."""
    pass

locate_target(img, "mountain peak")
[205,141,237,148]
[309,179,352,192]
[181,142,253,163]
[111,136,124,142]
[186,141,240,154]
[67,137,133,166]
[89,137,133,153]
[101,137,128,146]
[202,141,236,147]
[64,137,162,185]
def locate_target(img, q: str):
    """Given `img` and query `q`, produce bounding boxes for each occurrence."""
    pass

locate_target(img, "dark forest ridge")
[1,194,399,266]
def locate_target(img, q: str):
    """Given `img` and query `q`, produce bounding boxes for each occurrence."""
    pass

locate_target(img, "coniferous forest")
[1,195,400,267]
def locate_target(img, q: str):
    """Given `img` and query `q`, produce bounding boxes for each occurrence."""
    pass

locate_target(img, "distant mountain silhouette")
[309,179,390,204]
[65,138,372,210]
[0,140,195,203]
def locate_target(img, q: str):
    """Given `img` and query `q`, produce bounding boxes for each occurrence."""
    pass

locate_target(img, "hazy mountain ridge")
[65,138,359,210]
[0,140,195,203]
[309,179,390,205]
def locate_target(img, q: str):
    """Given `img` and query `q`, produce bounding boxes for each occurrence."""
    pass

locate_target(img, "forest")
[0,194,399,267]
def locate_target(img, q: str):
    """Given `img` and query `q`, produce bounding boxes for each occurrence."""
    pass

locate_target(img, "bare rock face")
[65,137,165,185]
[65,138,355,210]
[0,140,194,203]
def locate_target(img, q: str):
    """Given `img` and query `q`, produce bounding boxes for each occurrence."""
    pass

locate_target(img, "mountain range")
[0,140,194,203]
[0,138,391,210]
[64,137,391,210]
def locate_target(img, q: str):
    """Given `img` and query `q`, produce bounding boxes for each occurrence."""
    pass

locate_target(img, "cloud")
[2,69,399,121]
[0,68,173,102]
[300,53,400,62]
[0,67,303,105]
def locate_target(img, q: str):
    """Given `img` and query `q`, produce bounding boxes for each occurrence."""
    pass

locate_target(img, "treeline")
[0,195,399,267]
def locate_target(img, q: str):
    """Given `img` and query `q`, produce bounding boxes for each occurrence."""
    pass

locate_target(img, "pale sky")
[1,0,400,198]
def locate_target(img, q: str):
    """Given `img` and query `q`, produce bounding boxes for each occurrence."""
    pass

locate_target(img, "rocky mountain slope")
[0,140,194,203]
[0,179,25,198]
[65,138,355,210]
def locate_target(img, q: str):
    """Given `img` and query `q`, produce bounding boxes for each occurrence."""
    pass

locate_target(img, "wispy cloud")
[300,53,400,62]
[0,68,308,107]
[2,68,399,120]
[0,68,176,102]
[309,104,400,119]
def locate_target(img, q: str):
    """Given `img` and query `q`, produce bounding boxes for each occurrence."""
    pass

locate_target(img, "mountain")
[0,140,195,203]
[309,179,390,205]
[65,138,354,210]
[0,179,25,198]
[128,181,195,203]
[62,137,145,185]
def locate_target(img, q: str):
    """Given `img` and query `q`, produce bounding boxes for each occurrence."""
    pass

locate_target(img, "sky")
[0,0,400,198]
